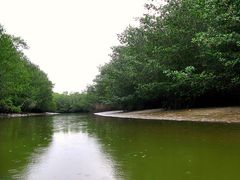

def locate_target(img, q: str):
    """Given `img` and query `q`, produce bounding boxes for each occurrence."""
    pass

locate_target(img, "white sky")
[0,0,149,93]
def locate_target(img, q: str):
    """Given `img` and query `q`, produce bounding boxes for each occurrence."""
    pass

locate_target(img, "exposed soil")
[0,112,59,118]
[94,107,240,123]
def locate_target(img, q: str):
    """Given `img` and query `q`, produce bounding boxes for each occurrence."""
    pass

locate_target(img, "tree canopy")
[91,0,240,110]
[0,25,53,113]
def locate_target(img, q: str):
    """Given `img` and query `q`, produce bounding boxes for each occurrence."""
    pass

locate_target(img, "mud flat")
[0,112,59,118]
[94,107,240,123]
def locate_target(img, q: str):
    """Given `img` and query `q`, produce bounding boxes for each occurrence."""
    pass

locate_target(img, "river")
[1,114,240,180]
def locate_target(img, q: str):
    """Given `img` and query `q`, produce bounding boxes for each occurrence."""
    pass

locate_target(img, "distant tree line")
[0,25,53,113]
[90,0,240,110]
[53,91,96,113]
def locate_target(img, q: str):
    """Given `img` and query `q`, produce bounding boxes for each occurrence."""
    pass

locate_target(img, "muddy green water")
[1,114,240,180]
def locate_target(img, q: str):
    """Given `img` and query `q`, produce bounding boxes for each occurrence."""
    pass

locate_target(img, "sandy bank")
[0,112,59,118]
[94,107,240,123]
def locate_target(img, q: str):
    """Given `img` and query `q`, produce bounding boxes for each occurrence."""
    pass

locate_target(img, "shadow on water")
[82,115,240,180]
[1,114,240,180]
[0,116,53,180]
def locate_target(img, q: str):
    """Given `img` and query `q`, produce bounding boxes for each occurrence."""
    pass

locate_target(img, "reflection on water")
[22,133,116,180]
[0,115,118,180]
[1,114,240,180]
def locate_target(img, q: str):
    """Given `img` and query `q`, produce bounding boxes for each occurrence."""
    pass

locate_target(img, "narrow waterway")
[1,114,240,180]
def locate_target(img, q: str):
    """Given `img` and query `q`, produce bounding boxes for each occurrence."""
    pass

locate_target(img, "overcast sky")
[0,0,149,93]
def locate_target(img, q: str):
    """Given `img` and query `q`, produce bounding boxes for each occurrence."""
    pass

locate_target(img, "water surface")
[1,114,240,180]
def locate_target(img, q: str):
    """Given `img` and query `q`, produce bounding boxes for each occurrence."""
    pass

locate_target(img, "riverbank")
[0,112,59,118]
[94,107,240,123]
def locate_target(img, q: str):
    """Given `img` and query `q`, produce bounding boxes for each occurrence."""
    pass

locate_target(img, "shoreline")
[94,107,240,123]
[0,112,59,118]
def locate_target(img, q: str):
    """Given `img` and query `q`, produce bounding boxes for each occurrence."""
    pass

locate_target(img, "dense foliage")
[92,0,240,109]
[0,25,53,113]
[53,91,97,113]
